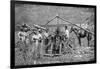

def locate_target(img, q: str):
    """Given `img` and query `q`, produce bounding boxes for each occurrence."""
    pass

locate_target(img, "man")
[65,26,69,39]
[18,31,28,42]
[43,29,49,38]
[18,23,31,42]
[17,24,31,61]
[31,29,43,58]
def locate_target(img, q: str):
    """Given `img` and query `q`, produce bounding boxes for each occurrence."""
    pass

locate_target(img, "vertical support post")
[59,43,62,55]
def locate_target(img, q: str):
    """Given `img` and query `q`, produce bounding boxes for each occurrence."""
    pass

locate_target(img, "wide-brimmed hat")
[20,23,31,32]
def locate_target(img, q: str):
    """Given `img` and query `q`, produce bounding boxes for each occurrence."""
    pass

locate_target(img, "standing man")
[17,23,31,61]
[43,29,49,38]
[40,29,49,55]
[65,26,69,39]
[18,23,31,43]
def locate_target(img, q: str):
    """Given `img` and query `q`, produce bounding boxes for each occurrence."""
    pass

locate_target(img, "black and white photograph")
[11,1,96,68]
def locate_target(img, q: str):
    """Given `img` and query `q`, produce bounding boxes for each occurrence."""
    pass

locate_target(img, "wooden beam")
[58,16,94,35]
[40,24,72,27]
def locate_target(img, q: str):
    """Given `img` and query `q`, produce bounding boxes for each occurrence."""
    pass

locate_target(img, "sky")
[15,3,94,27]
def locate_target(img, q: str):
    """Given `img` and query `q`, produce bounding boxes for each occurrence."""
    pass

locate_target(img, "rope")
[42,14,94,35]
[58,16,94,35]
[45,16,57,26]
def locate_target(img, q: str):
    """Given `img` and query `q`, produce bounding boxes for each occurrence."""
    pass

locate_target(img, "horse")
[70,26,93,46]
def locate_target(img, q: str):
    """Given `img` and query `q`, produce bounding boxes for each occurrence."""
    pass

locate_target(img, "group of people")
[17,22,93,55]
[17,23,70,57]
[17,23,69,44]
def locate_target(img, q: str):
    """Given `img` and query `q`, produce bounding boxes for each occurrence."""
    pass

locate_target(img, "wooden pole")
[58,16,94,35]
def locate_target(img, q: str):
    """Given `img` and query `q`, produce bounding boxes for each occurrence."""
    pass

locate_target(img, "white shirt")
[43,32,49,37]
[65,29,69,38]
[18,31,28,41]
[32,33,42,40]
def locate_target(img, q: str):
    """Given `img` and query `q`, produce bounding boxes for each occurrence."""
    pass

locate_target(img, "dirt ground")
[15,34,94,65]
